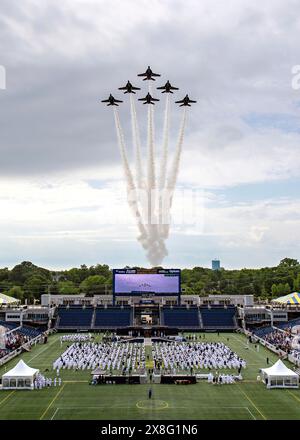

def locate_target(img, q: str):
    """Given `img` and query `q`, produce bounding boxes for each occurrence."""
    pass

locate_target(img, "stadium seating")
[56,306,133,329]
[57,306,94,329]
[200,306,236,329]
[53,304,240,331]
[0,320,19,331]
[162,307,200,328]
[94,307,132,328]
[275,317,300,330]
[17,325,43,339]
[251,326,274,338]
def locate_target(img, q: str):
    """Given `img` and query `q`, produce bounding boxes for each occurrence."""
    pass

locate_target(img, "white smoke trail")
[113,107,148,245]
[130,94,145,190]
[146,98,159,258]
[147,95,156,192]
[158,93,170,235]
[159,93,170,191]
[112,85,180,268]
[144,81,169,266]
[162,107,187,239]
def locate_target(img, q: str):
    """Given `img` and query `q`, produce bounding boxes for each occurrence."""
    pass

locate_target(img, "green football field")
[1,332,300,420]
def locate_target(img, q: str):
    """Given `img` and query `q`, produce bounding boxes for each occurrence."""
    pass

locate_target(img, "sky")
[1,0,300,270]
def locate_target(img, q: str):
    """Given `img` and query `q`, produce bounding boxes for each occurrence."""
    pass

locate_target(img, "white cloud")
[1,0,300,268]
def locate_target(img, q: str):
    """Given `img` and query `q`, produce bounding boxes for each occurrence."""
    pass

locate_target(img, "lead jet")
[101,94,123,106]
[175,94,197,107]
[138,92,160,105]
[137,66,161,81]
[118,80,141,94]
[157,80,179,94]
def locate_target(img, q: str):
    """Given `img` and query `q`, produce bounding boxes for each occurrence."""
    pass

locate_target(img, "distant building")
[212,259,221,271]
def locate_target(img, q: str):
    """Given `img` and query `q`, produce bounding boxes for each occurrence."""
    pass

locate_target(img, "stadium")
[1,267,300,421]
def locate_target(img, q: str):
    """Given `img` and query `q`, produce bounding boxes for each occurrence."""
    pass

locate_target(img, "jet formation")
[118,81,141,94]
[101,66,196,106]
[157,80,179,94]
[138,92,160,105]
[175,94,197,107]
[101,94,123,106]
[137,66,161,81]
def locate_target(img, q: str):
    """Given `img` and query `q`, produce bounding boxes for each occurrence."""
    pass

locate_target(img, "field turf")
[1,332,300,420]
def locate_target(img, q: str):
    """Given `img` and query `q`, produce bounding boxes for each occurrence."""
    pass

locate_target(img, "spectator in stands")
[264,329,293,353]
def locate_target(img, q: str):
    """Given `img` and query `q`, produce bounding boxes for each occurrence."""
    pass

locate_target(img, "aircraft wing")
[175,99,184,103]
[131,86,141,90]
[137,73,147,77]
[152,73,161,77]
[189,99,197,103]
[118,86,127,90]
[152,98,160,101]
[101,99,110,103]
[114,99,123,103]
[156,86,165,90]
[170,86,179,90]
[138,97,147,101]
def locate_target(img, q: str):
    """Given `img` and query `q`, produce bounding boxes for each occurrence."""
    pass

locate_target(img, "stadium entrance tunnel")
[134,305,160,326]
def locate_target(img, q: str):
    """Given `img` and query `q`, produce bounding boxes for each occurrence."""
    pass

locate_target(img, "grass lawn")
[1,332,300,420]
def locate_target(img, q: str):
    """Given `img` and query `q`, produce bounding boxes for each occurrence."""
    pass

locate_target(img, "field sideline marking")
[0,390,15,407]
[51,405,254,420]
[245,406,256,420]
[51,405,137,419]
[237,385,267,420]
[287,390,300,404]
[63,380,88,383]
[40,384,66,420]
[230,334,263,355]
[51,407,59,420]
[28,337,59,364]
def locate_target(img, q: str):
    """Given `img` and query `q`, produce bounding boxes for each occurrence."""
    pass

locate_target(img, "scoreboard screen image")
[113,269,181,296]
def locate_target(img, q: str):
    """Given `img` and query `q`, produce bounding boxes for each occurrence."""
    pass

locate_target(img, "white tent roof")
[2,359,39,378]
[261,359,298,378]
[0,292,20,305]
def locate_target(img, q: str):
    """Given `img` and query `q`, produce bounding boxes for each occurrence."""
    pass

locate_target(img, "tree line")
[0,258,299,303]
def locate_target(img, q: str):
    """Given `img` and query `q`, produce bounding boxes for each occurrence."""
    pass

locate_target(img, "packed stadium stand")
[200,305,237,329]
[161,306,200,328]
[0,322,44,360]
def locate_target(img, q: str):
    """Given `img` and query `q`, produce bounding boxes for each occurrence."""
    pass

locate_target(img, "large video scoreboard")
[113,268,181,299]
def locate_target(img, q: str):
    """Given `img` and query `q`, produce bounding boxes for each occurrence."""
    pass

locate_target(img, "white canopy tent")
[0,293,20,305]
[1,359,39,390]
[261,359,299,389]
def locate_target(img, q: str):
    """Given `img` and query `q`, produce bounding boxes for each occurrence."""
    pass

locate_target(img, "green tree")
[57,281,79,295]
[6,285,24,301]
[80,275,108,295]
[279,258,299,268]
[293,273,300,291]
[23,275,48,301]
